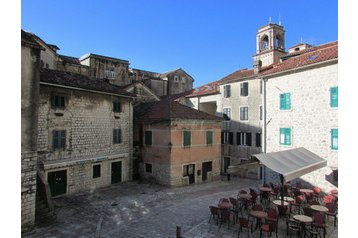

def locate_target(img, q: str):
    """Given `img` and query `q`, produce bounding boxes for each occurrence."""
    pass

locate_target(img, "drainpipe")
[263,77,267,184]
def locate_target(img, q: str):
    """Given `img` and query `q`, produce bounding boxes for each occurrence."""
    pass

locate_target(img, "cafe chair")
[266,207,279,232]
[290,195,304,215]
[325,202,338,227]
[311,212,326,238]
[286,219,300,237]
[303,207,314,217]
[260,220,278,238]
[208,206,220,225]
[237,217,253,238]
[218,208,234,230]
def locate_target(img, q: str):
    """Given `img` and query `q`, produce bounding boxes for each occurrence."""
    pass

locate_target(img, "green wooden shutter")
[280,93,291,110]
[330,87,338,108]
[206,131,213,145]
[183,131,191,147]
[331,128,338,150]
[280,128,291,145]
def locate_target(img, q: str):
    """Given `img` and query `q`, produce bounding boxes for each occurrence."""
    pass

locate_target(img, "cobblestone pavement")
[23,176,338,238]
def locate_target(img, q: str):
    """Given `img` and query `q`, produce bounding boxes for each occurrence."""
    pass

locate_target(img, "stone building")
[21,30,43,232]
[261,41,338,192]
[79,53,131,86]
[134,98,223,186]
[183,22,338,191]
[37,68,135,196]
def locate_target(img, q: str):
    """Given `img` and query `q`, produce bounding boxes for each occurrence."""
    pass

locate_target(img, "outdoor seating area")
[208,183,338,238]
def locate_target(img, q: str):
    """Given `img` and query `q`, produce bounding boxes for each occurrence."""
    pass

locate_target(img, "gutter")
[40,82,135,99]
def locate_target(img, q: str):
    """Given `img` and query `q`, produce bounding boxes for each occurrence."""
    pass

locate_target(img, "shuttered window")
[113,101,121,112]
[183,131,191,147]
[256,133,262,147]
[53,130,66,149]
[279,128,291,146]
[52,95,66,108]
[280,93,291,110]
[224,85,231,98]
[237,132,252,146]
[206,131,213,146]
[330,87,338,108]
[113,129,122,144]
[331,128,338,150]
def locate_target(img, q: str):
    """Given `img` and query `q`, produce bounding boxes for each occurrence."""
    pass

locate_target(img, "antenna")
[278,14,281,25]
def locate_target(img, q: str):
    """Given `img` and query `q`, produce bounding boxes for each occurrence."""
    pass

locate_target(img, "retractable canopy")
[227,147,327,182]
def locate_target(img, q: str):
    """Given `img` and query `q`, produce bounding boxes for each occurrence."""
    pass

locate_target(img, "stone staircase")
[35,172,57,226]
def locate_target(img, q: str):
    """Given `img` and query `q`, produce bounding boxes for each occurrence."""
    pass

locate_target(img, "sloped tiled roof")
[58,54,81,65]
[186,79,222,98]
[134,98,223,121]
[21,30,44,50]
[40,68,134,97]
[261,41,338,76]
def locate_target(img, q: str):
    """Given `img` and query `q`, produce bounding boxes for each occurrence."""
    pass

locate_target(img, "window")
[223,108,231,121]
[105,69,116,79]
[145,163,152,173]
[256,133,262,147]
[221,132,233,145]
[240,82,248,96]
[280,128,291,146]
[330,87,338,108]
[183,131,191,147]
[93,164,101,178]
[240,107,248,121]
[113,101,121,112]
[280,93,291,110]
[53,130,66,149]
[174,75,179,82]
[145,131,152,146]
[260,106,263,120]
[206,131,213,146]
[223,85,231,98]
[51,95,66,108]
[113,129,122,144]
[183,164,194,177]
[331,129,338,150]
[237,132,252,146]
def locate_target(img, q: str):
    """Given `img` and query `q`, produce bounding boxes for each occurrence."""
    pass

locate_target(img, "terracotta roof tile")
[58,54,81,65]
[135,98,223,121]
[261,41,338,76]
[40,68,134,97]
[186,79,222,97]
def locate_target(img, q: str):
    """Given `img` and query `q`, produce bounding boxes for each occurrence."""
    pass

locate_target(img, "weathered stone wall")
[56,62,90,77]
[265,62,338,192]
[21,44,40,232]
[37,85,133,195]
[219,78,263,173]
[167,71,193,95]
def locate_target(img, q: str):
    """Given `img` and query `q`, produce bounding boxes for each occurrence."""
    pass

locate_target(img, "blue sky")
[21,0,337,87]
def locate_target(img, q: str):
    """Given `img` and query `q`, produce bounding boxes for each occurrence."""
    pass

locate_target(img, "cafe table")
[293,214,313,238]
[310,204,329,213]
[250,210,267,230]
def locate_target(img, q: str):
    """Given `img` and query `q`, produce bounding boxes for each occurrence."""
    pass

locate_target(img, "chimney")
[253,60,262,74]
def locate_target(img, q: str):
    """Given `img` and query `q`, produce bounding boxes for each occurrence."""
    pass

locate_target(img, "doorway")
[111,161,122,184]
[224,157,231,173]
[202,161,212,181]
[183,164,195,184]
[47,170,67,196]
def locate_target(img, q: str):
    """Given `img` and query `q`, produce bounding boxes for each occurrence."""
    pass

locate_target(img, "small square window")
[93,164,101,178]
[145,163,152,173]
[52,95,66,108]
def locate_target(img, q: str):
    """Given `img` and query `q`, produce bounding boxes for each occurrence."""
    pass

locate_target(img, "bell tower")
[253,23,286,69]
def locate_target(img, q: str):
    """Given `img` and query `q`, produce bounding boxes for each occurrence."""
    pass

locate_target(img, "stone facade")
[21,31,42,232]
[264,61,338,192]
[79,53,131,86]
[37,84,133,195]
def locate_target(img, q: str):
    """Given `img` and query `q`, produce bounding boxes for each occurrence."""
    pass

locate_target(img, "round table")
[273,200,289,206]
[293,214,313,237]
[250,210,268,230]
[260,187,272,192]
[310,205,329,212]
[300,189,314,194]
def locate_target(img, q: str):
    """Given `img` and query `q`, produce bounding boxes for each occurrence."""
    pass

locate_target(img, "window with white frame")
[240,82,248,96]
[223,107,231,121]
[240,107,248,121]
[237,132,252,146]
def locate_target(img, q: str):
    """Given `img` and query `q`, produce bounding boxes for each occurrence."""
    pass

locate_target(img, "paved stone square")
[23,176,338,238]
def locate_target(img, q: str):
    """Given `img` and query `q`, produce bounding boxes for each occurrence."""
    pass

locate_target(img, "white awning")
[227,147,327,181]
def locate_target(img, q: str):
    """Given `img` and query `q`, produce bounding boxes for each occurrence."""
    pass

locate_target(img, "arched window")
[261,35,269,51]
[275,35,282,49]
